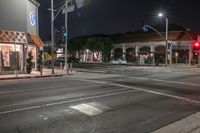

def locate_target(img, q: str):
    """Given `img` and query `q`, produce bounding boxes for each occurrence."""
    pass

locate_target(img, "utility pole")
[51,0,55,74]
[64,1,68,75]
[50,0,87,75]
[165,17,168,67]
[158,13,169,67]
[198,50,200,65]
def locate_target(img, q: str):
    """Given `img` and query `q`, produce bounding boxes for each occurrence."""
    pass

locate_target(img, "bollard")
[60,63,62,69]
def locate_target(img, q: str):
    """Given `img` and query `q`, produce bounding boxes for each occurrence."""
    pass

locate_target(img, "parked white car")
[111,59,127,64]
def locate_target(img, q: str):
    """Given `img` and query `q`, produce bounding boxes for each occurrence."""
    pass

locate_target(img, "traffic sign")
[62,5,75,14]
[142,26,148,32]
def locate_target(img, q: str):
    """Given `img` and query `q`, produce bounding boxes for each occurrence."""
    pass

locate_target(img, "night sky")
[38,0,200,41]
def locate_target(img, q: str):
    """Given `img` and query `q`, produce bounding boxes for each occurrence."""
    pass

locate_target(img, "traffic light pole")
[51,0,55,75]
[64,0,68,75]
[198,50,200,65]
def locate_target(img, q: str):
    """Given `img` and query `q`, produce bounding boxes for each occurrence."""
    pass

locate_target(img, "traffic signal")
[193,42,200,50]
[192,42,200,57]
[61,26,67,44]
[142,26,149,32]
[194,42,199,47]
[140,21,148,32]
[55,28,61,47]
[193,51,199,57]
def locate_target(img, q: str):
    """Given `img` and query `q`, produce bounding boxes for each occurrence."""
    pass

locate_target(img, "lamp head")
[158,13,163,17]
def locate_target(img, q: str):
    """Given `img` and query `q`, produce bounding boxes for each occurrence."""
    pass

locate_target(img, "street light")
[158,13,163,17]
[158,13,168,67]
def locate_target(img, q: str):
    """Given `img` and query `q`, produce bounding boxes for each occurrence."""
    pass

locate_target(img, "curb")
[152,111,200,133]
[0,74,64,80]
[76,69,107,74]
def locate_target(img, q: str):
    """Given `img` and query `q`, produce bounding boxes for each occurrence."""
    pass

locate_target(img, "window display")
[2,46,11,67]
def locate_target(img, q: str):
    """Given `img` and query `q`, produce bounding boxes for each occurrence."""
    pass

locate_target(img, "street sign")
[175,52,178,58]
[75,0,92,9]
[62,5,75,14]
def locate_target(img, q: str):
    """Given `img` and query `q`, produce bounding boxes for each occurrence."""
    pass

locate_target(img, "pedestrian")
[48,59,51,68]
[156,59,159,66]
[67,56,73,74]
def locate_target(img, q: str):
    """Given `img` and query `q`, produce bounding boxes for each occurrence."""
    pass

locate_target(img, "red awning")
[27,33,44,48]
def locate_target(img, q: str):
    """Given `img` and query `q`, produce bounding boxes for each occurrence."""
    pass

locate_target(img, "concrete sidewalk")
[0,68,76,80]
[152,111,200,133]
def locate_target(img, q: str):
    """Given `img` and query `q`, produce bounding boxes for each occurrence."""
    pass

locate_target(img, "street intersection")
[0,64,200,133]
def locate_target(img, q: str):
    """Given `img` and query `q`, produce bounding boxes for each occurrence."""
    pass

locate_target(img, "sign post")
[64,1,69,75]
[175,52,178,65]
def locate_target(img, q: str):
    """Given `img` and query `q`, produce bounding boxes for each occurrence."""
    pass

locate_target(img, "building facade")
[0,0,43,72]
[112,31,197,65]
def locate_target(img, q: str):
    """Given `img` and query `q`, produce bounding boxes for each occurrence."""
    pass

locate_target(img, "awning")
[27,33,44,48]
[0,29,27,44]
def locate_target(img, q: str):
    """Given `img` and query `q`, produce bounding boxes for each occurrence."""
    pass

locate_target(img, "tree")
[85,37,113,62]
[26,52,33,74]
[101,37,113,62]
[37,51,42,71]
[68,38,85,54]
[85,37,101,52]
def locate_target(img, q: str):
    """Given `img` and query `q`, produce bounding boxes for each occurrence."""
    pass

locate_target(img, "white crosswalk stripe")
[70,102,111,116]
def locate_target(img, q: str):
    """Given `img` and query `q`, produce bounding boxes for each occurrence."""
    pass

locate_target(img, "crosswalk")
[70,102,111,116]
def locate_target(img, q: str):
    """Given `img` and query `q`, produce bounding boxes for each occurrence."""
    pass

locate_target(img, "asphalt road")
[0,64,200,133]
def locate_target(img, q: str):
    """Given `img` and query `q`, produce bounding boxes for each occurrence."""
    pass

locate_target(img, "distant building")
[112,31,197,65]
[0,0,43,72]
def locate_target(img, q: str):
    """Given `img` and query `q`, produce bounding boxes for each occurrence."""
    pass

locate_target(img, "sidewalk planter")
[26,52,33,74]
[26,67,32,74]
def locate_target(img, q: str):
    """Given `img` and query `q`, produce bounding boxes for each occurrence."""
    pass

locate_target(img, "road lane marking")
[1,78,200,116]
[88,102,111,111]
[70,102,111,116]
[75,79,200,104]
[71,103,103,116]
[0,89,139,115]
[0,88,133,109]
[128,76,200,87]
[0,84,72,94]
[0,83,93,94]
[64,109,74,114]
[0,80,112,94]
[0,105,41,115]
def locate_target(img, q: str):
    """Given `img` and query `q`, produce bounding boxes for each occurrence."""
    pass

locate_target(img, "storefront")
[0,0,43,72]
[0,29,43,72]
[0,30,27,71]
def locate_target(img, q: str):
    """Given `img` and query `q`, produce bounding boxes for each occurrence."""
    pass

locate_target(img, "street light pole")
[51,0,55,74]
[158,13,168,67]
[64,0,68,75]
[165,17,168,67]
